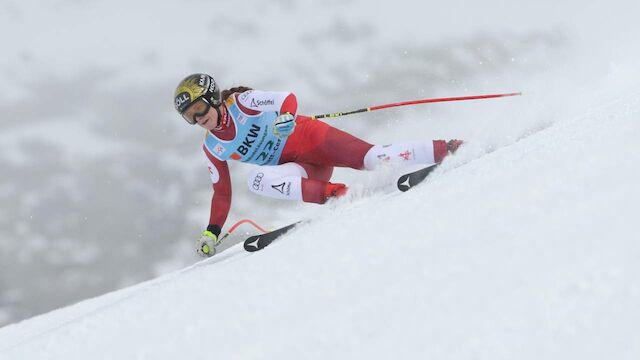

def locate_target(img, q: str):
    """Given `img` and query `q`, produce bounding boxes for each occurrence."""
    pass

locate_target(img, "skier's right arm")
[198,146,232,257]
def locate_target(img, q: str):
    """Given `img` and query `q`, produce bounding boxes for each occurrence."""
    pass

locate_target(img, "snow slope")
[2,0,640,357]
[3,0,640,328]
[0,0,575,325]
[1,82,638,358]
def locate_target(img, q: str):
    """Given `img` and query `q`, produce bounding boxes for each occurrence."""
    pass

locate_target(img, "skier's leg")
[278,117,461,199]
[246,162,342,204]
[295,162,345,204]
[281,117,374,170]
[362,140,457,170]
[246,163,307,201]
[284,123,374,169]
[283,117,461,171]
[304,130,462,170]
[297,162,333,182]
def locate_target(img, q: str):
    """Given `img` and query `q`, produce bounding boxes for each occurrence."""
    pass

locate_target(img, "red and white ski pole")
[311,92,522,120]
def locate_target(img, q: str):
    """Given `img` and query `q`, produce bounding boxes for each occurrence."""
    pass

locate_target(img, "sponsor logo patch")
[272,182,285,194]
[236,124,261,156]
[239,90,252,101]
[198,74,208,87]
[271,182,291,196]
[213,144,225,156]
[377,154,391,162]
[251,98,275,107]
[175,92,191,111]
[252,172,264,190]
[398,150,413,161]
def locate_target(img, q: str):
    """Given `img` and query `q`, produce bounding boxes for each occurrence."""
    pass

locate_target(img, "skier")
[174,73,462,257]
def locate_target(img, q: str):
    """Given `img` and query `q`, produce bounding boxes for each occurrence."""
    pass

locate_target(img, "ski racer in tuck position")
[173,73,462,257]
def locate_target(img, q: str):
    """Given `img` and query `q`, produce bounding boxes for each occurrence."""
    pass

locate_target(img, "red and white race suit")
[203,90,450,232]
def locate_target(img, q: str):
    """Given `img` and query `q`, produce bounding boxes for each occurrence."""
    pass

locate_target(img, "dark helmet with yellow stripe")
[173,73,221,115]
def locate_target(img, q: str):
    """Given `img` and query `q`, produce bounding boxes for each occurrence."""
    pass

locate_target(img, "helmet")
[173,73,221,115]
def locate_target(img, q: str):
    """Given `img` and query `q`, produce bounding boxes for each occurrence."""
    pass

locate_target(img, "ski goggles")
[181,98,215,125]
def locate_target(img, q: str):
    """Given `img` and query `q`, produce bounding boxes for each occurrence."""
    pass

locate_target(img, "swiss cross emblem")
[214,144,225,155]
[399,150,412,161]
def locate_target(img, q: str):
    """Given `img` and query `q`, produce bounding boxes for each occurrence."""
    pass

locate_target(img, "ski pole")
[218,219,268,243]
[311,92,522,120]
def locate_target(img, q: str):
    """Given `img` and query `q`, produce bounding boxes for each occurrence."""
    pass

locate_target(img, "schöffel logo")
[251,98,275,107]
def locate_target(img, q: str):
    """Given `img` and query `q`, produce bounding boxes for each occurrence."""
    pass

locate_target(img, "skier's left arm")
[197,147,232,257]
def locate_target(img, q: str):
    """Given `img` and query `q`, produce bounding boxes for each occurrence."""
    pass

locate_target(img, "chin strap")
[213,105,229,131]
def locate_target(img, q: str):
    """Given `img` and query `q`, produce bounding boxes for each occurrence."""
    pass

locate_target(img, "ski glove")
[196,230,221,257]
[273,112,296,138]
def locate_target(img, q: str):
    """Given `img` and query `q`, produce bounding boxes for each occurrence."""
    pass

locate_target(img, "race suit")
[203,90,449,234]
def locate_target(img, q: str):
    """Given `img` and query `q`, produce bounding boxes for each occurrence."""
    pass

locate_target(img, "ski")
[243,222,301,252]
[397,164,438,192]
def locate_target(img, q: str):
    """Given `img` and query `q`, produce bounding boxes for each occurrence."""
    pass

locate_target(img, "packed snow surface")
[1,0,639,358]
[1,84,639,358]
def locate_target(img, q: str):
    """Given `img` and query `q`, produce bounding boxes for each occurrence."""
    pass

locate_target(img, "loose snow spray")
[311,91,522,119]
